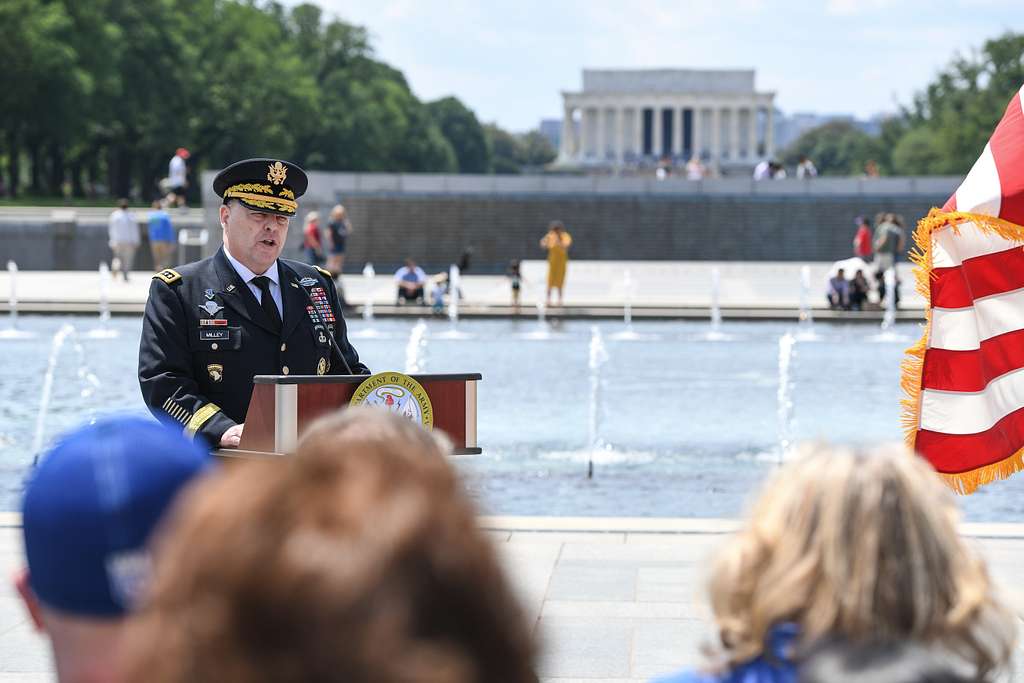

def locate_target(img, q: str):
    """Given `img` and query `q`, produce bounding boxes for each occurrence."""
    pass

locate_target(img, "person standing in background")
[147,200,176,271]
[325,204,352,303]
[301,211,324,266]
[853,216,873,261]
[167,148,189,207]
[507,259,523,314]
[540,221,572,307]
[108,198,139,282]
[874,213,905,274]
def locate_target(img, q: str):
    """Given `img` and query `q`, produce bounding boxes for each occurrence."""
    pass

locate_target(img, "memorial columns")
[691,106,702,159]
[652,105,663,158]
[710,106,721,170]
[747,107,758,159]
[615,107,625,164]
[560,104,575,160]
[672,105,683,157]
[630,105,638,156]
[558,77,776,169]
[578,109,589,158]
[729,106,740,161]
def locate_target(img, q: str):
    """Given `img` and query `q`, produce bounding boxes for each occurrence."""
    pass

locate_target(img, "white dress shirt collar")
[223,246,279,286]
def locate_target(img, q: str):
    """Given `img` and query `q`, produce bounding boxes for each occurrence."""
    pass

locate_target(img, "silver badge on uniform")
[299,277,317,287]
[199,300,224,317]
[204,288,215,300]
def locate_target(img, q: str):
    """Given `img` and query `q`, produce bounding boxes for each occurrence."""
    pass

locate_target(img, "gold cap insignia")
[267,161,288,186]
[207,364,224,383]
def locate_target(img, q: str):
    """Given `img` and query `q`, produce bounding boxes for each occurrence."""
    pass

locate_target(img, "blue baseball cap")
[22,415,212,617]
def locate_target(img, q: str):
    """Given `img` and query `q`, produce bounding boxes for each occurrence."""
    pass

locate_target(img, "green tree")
[518,131,556,169]
[0,0,86,196]
[893,32,1024,175]
[427,97,490,173]
[283,4,454,172]
[484,124,522,174]
[780,121,875,176]
[891,126,946,175]
[189,1,319,170]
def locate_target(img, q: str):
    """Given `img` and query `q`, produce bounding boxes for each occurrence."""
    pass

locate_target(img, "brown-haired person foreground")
[653,446,1017,683]
[119,408,537,683]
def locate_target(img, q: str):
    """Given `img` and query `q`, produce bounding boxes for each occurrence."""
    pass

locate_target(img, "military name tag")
[199,329,230,341]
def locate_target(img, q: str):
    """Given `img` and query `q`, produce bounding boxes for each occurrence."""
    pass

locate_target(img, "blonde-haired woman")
[654,446,1016,683]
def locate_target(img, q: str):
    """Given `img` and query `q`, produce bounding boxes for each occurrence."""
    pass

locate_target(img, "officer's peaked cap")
[213,158,308,217]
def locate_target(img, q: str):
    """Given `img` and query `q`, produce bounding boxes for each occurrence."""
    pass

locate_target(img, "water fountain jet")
[404,319,428,373]
[0,261,35,339]
[587,326,609,479]
[85,262,118,338]
[776,331,797,461]
[795,265,820,341]
[351,263,388,339]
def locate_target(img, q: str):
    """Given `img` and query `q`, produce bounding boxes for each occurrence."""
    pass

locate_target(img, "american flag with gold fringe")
[904,84,1024,494]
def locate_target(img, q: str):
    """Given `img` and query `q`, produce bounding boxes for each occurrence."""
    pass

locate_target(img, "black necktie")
[251,276,282,332]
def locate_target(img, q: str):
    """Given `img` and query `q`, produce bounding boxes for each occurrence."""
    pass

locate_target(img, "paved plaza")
[0,260,923,319]
[1,514,1023,681]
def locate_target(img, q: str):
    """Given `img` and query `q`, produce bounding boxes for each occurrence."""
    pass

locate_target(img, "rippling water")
[2,315,1022,521]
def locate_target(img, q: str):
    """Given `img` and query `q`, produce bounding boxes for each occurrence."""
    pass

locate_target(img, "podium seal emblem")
[350,372,433,429]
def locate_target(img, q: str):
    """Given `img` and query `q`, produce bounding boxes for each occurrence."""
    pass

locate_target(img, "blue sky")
[301,0,1024,131]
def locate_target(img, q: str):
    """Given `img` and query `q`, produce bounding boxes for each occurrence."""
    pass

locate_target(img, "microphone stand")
[293,278,356,375]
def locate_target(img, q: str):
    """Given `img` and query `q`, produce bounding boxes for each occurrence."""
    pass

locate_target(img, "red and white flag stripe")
[906,83,1024,492]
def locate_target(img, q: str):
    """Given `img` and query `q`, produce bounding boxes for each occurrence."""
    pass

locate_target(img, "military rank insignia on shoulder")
[154,269,182,285]
[314,265,333,279]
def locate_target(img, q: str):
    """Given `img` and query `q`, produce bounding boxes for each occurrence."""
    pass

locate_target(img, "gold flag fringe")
[902,208,1024,494]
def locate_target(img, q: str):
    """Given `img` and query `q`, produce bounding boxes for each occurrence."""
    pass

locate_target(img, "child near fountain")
[507,259,523,313]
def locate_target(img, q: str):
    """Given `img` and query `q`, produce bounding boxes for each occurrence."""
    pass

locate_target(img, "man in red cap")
[168,147,190,207]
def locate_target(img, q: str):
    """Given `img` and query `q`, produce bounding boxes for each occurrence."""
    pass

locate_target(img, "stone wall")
[278,193,938,274]
[1,211,205,271]
[4,173,955,271]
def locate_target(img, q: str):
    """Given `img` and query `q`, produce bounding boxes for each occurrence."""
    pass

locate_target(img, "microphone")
[293,277,356,376]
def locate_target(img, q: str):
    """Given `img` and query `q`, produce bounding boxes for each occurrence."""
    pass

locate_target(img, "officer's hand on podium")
[220,424,244,448]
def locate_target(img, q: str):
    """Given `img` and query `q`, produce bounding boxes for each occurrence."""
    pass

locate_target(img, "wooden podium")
[230,373,481,456]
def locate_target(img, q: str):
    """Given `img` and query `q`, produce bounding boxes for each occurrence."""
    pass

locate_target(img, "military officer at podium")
[139,158,369,448]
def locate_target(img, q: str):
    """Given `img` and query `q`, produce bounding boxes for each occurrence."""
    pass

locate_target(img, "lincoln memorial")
[557,69,776,172]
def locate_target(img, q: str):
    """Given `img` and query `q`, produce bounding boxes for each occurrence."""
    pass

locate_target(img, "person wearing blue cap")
[138,158,369,450]
[13,415,211,683]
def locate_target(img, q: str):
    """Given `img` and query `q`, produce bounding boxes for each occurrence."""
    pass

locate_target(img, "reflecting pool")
[2,315,1022,521]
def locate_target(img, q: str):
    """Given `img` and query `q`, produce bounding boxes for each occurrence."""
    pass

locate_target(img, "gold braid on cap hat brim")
[223,186,298,215]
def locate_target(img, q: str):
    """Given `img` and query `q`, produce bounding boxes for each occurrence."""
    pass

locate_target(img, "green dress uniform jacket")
[138,247,369,446]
